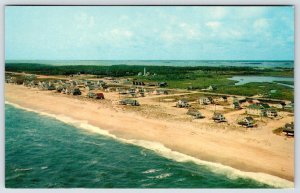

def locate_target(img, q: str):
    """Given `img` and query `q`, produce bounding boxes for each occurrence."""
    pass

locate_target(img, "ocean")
[5,103,291,188]
[5,60,294,68]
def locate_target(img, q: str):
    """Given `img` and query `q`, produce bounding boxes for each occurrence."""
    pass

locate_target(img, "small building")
[119,99,140,106]
[85,85,96,91]
[187,108,204,119]
[238,116,254,128]
[133,81,145,86]
[285,103,294,111]
[176,99,191,108]
[246,103,270,117]
[87,92,96,98]
[231,102,241,109]
[266,108,278,118]
[119,89,127,95]
[212,112,226,122]
[199,97,211,105]
[95,93,105,99]
[202,85,216,91]
[221,96,228,102]
[158,82,168,87]
[71,87,81,95]
[283,122,294,136]
[55,85,64,93]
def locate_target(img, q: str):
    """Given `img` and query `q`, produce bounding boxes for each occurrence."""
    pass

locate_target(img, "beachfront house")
[71,87,81,95]
[266,108,278,118]
[199,97,211,105]
[212,112,226,122]
[238,116,254,128]
[176,99,191,108]
[187,108,204,119]
[246,103,270,117]
[283,122,294,136]
[85,85,96,91]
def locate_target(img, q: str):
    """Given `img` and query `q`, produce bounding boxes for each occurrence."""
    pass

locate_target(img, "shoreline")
[4,84,294,186]
[4,101,294,188]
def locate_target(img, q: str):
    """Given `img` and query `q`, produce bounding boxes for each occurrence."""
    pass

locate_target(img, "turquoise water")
[228,76,294,88]
[5,104,274,188]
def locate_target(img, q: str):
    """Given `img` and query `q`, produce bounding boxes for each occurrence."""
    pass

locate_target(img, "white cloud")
[253,18,269,29]
[206,21,221,29]
[208,7,228,20]
[98,28,134,47]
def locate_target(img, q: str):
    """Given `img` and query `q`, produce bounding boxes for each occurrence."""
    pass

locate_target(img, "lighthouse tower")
[144,67,146,76]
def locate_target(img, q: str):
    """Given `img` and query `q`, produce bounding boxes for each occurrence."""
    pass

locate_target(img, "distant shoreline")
[4,60,294,68]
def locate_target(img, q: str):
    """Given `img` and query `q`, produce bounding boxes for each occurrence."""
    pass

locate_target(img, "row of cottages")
[119,99,140,106]
[176,99,191,108]
[246,103,278,118]
[118,87,146,97]
[23,80,39,88]
[84,80,108,91]
[61,86,81,95]
[38,81,56,90]
[132,81,145,86]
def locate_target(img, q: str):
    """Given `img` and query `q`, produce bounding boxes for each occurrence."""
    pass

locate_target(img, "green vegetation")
[274,81,294,85]
[216,82,294,101]
[5,62,294,101]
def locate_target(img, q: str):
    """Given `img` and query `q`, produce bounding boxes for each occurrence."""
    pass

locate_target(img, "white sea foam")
[5,101,294,188]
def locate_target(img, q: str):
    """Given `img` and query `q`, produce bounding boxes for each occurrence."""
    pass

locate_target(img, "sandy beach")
[5,83,294,182]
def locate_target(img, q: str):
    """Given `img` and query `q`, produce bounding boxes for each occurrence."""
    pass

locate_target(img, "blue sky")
[5,6,294,60]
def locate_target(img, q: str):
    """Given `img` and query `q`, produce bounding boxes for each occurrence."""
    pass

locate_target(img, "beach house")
[95,93,105,99]
[176,99,191,108]
[283,122,294,136]
[119,99,140,106]
[238,116,254,128]
[212,112,226,122]
[246,103,270,116]
[266,108,278,118]
[187,108,204,119]
[199,97,211,105]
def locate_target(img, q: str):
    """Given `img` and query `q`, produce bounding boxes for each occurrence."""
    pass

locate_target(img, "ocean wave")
[5,101,294,188]
[14,168,33,172]
[142,169,160,174]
